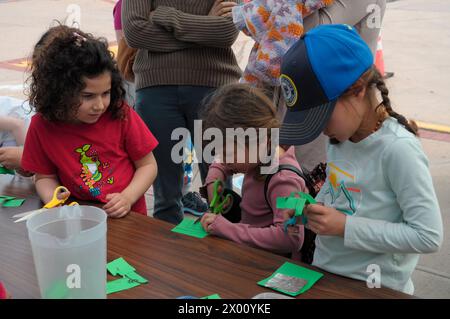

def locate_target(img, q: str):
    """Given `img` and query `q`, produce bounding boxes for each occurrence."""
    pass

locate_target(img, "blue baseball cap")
[279,24,374,146]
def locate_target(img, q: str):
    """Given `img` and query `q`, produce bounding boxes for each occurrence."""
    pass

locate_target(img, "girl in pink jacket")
[200,83,307,260]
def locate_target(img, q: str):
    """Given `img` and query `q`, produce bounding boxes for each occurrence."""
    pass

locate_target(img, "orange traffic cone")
[375,34,394,79]
[375,35,385,75]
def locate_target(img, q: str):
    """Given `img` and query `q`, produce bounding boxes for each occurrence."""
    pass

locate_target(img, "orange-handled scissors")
[13,186,78,223]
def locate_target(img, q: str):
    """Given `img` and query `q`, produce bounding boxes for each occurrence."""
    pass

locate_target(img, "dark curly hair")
[27,25,126,122]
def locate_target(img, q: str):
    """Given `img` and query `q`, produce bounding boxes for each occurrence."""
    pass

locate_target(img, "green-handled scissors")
[209,180,233,215]
[194,180,233,223]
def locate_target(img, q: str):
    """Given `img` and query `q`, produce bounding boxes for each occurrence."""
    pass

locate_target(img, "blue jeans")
[135,86,214,224]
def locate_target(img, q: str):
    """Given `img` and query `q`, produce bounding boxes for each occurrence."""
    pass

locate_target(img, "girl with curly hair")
[21,25,158,218]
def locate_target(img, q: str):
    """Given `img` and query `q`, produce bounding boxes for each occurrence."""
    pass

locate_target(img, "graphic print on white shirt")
[320,160,362,216]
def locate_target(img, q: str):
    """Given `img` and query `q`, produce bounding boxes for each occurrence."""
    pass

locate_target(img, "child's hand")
[0,146,22,170]
[103,193,132,218]
[56,189,71,202]
[200,212,218,232]
[303,204,347,237]
[207,180,225,204]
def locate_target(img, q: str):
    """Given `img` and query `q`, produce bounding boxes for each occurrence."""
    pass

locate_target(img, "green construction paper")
[0,166,15,175]
[300,193,317,205]
[201,294,222,299]
[171,218,208,239]
[277,192,317,225]
[107,257,136,276]
[2,198,25,207]
[258,262,324,297]
[44,280,69,299]
[124,271,148,284]
[277,197,306,217]
[0,195,16,200]
[106,277,141,294]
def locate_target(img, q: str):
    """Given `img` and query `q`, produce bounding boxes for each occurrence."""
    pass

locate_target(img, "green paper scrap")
[107,257,136,276]
[277,192,317,224]
[0,166,15,175]
[44,280,69,299]
[258,262,323,297]
[106,277,141,295]
[171,218,208,239]
[0,196,16,200]
[277,197,306,217]
[201,294,222,299]
[124,271,148,284]
[106,257,148,294]
[2,198,25,207]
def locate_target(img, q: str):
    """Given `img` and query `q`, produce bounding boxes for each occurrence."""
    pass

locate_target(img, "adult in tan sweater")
[122,0,241,224]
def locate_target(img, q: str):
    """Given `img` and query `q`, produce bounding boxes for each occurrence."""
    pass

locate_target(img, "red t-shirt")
[22,106,158,215]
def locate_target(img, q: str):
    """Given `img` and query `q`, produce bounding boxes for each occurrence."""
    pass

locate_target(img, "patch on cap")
[343,24,353,30]
[280,74,298,108]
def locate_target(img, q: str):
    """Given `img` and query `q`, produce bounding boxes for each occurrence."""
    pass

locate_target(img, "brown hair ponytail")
[371,67,418,136]
[345,66,419,136]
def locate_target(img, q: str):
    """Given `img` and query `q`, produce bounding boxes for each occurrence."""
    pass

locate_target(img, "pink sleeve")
[113,0,122,31]
[209,170,307,256]
[0,281,8,299]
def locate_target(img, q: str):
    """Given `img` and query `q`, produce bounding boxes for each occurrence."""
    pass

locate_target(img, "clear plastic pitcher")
[26,205,107,299]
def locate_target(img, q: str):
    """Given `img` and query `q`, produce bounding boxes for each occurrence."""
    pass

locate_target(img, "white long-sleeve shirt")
[313,117,443,294]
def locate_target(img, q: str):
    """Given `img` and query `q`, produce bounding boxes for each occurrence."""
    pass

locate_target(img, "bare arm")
[122,152,158,206]
[0,116,26,145]
[103,152,158,217]
[34,174,64,204]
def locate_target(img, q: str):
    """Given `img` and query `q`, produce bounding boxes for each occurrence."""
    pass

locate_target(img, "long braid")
[371,67,419,136]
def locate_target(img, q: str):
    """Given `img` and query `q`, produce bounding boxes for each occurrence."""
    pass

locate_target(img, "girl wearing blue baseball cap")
[280,24,443,294]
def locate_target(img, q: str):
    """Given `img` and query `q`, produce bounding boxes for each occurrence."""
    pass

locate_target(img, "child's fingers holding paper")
[282,209,296,222]
[304,204,327,218]
[200,213,218,232]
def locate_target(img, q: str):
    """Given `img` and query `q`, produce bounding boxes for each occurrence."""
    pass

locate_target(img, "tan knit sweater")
[122,0,242,90]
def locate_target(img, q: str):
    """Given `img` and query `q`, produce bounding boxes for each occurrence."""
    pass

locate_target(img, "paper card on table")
[201,294,221,299]
[107,257,136,276]
[0,166,15,175]
[258,262,323,297]
[106,277,141,294]
[265,274,308,294]
[2,198,25,207]
[171,218,208,239]
[124,271,148,284]
[0,196,16,200]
